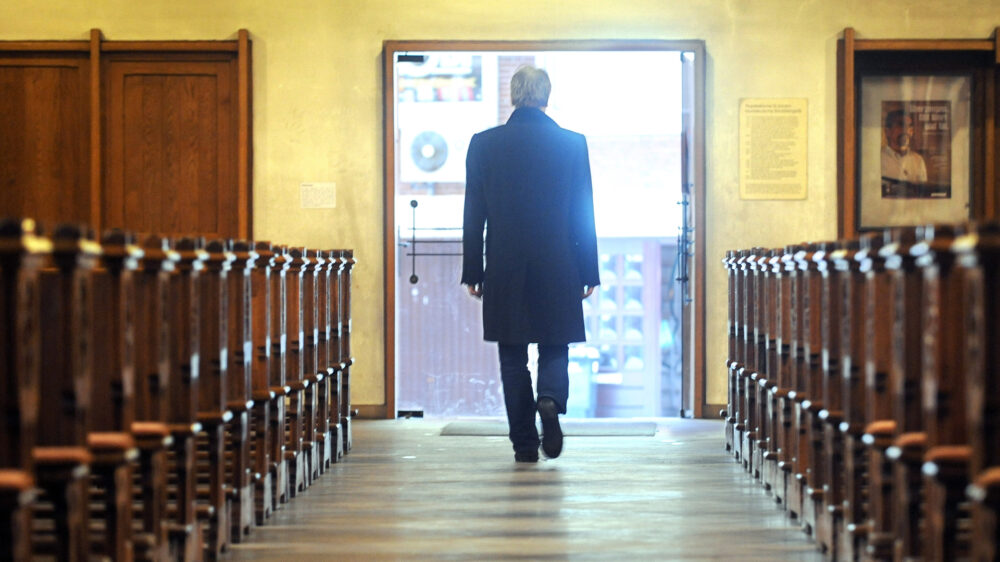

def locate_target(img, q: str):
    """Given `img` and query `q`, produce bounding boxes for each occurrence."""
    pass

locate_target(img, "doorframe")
[382,39,707,418]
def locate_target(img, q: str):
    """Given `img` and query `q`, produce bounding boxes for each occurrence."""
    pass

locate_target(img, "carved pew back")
[249,241,274,522]
[284,247,308,495]
[338,249,356,453]
[835,235,875,557]
[227,240,256,541]
[914,224,971,560]
[0,219,49,561]
[268,246,290,506]
[883,226,926,559]
[769,245,797,508]
[326,250,345,462]
[301,249,321,483]
[33,225,100,561]
[164,237,206,561]
[798,242,829,540]
[815,241,847,555]
[759,249,781,493]
[860,229,901,558]
[962,222,1000,560]
[314,250,334,471]
[132,235,176,559]
[195,238,233,559]
[87,230,141,561]
[724,250,737,455]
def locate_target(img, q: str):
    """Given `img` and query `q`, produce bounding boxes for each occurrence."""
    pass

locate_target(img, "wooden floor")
[231,418,823,561]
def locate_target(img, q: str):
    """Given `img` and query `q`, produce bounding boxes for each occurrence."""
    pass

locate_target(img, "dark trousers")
[497,343,569,454]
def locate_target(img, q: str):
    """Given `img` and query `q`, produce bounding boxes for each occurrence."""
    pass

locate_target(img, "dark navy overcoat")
[461,107,600,344]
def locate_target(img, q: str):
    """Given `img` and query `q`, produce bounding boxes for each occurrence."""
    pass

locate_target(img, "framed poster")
[857,74,972,230]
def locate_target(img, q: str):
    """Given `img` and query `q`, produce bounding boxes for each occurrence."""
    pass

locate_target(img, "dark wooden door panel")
[104,59,237,237]
[0,30,251,238]
[0,57,90,227]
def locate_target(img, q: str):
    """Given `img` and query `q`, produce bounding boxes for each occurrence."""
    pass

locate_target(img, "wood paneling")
[0,30,251,239]
[0,56,91,226]
[104,59,237,237]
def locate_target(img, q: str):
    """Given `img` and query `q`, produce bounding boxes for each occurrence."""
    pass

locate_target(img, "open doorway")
[382,41,706,419]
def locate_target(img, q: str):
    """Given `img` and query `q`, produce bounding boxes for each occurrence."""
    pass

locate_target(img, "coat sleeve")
[461,134,487,285]
[572,135,601,287]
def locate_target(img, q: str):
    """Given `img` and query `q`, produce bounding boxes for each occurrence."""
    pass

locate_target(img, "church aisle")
[231,418,823,561]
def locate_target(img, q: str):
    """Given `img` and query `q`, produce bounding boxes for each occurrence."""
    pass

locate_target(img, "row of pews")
[723,221,999,561]
[0,218,357,561]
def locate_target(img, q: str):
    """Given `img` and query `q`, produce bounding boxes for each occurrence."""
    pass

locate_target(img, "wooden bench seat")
[0,217,358,561]
[32,224,100,562]
[0,219,49,562]
[724,221,996,562]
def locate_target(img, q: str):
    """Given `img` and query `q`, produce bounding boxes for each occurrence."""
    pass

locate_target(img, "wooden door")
[0,30,251,239]
[0,52,92,226]
[103,55,240,237]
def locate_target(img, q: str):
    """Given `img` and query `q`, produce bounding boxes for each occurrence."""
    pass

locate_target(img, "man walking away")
[462,65,600,463]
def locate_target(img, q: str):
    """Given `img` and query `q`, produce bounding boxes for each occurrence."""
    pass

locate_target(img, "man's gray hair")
[510,65,551,109]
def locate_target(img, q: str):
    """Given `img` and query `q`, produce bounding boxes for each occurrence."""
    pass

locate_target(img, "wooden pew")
[195,238,233,560]
[250,237,280,525]
[818,240,858,560]
[32,224,100,561]
[727,249,747,464]
[87,230,142,561]
[314,250,335,471]
[836,234,880,559]
[815,241,847,557]
[732,249,752,468]
[325,250,345,464]
[786,244,815,531]
[284,247,309,496]
[759,249,782,496]
[132,235,177,561]
[725,224,1000,560]
[0,218,359,559]
[963,222,1000,561]
[737,249,759,474]
[797,243,827,541]
[301,249,322,484]
[860,229,901,559]
[748,249,771,485]
[164,237,206,561]
[884,226,928,561]
[916,224,972,561]
[268,246,291,507]
[771,245,799,511]
[0,219,49,562]
[226,240,256,541]
[249,241,274,524]
[723,250,738,456]
[338,249,356,454]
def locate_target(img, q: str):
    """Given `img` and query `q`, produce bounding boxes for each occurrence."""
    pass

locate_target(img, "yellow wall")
[4,0,997,409]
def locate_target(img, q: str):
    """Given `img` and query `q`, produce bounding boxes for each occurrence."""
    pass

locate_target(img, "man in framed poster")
[859,75,970,230]
[881,109,927,183]
[880,102,951,199]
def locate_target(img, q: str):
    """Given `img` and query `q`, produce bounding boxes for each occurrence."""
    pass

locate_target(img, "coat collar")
[507,107,558,128]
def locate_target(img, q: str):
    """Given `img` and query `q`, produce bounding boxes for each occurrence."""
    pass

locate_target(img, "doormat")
[440,419,657,437]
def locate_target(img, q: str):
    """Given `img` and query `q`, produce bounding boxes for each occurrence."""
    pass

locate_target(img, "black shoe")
[514,452,539,463]
[537,397,563,459]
